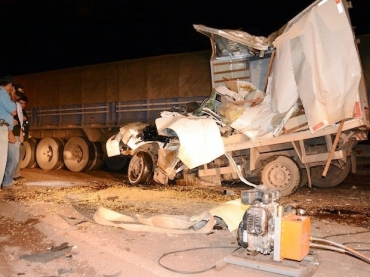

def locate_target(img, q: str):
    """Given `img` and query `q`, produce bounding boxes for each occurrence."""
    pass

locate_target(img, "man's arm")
[8,129,15,143]
[0,93,16,115]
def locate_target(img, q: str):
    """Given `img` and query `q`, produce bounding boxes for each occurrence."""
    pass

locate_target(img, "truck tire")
[299,169,308,188]
[259,155,300,197]
[36,137,65,171]
[54,138,66,170]
[105,156,130,172]
[310,157,351,188]
[63,137,94,172]
[128,151,153,185]
[86,142,105,171]
[20,137,39,169]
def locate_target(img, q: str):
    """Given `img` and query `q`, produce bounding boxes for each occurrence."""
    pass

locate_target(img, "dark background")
[1,0,369,76]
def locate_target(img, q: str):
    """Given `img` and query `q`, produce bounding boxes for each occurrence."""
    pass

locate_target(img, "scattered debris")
[19,243,72,263]
[58,214,89,226]
[103,271,122,277]
[57,268,74,275]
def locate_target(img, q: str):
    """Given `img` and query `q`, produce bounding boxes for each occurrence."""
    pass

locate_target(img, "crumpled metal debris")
[19,242,72,263]
[59,214,89,226]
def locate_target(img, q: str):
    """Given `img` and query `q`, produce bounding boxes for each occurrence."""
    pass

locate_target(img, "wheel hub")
[130,156,143,178]
[72,146,83,163]
[44,145,53,162]
[267,164,291,189]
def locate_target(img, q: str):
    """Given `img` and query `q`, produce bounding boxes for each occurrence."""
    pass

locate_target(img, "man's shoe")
[2,180,18,186]
[2,185,22,190]
[2,181,21,190]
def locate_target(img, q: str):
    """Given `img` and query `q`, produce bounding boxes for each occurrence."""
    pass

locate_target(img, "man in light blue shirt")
[0,75,17,190]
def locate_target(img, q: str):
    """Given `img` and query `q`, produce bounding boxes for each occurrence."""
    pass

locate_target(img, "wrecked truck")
[106,0,369,196]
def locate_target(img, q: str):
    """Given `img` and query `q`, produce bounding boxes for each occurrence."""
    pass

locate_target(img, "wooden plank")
[321,119,345,177]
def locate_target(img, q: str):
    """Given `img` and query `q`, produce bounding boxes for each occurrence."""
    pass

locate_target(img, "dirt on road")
[0,168,369,277]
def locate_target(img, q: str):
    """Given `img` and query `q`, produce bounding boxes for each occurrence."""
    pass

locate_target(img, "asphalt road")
[0,168,369,277]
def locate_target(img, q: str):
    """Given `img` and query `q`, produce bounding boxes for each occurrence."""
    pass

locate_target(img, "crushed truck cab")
[107,0,369,196]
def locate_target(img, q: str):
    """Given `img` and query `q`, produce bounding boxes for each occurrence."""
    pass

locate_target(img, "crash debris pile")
[216,81,306,139]
[187,0,367,141]
[161,80,308,142]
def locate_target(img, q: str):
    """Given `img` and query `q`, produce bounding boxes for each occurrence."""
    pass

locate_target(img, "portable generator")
[237,186,310,261]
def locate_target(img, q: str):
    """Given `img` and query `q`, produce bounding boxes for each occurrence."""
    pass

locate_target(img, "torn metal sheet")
[276,0,362,133]
[93,207,215,234]
[207,199,250,232]
[230,93,276,140]
[155,116,225,169]
[195,0,364,135]
[59,214,89,226]
[270,31,298,114]
[93,199,249,233]
[193,24,271,55]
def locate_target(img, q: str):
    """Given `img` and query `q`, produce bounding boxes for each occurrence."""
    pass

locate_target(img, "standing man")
[13,90,29,180]
[0,75,17,190]
[3,83,26,188]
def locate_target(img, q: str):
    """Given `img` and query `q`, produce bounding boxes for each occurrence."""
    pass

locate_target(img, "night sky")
[1,0,369,77]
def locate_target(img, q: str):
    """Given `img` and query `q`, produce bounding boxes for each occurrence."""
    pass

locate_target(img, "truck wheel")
[310,157,351,188]
[86,142,105,171]
[299,169,308,188]
[53,138,66,170]
[105,156,130,172]
[128,151,153,185]
[20,138,39,169]
[36,137,65,171]
[63,137,94,172]
[259,155,300,197]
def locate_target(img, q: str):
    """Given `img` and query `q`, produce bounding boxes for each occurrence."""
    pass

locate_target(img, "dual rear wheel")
[63,137,104,172]
[20,137,39,169]
[21,136,104,172]
[35,137,65,170]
